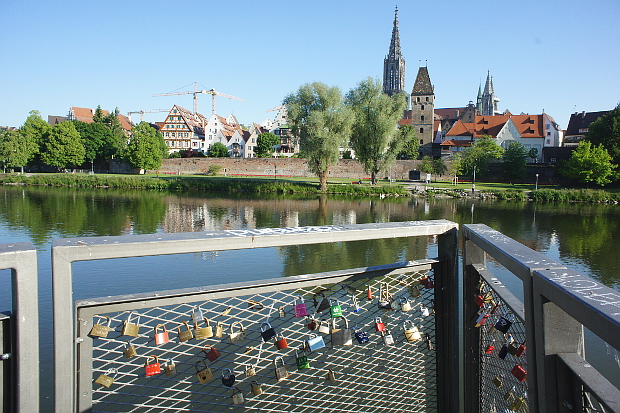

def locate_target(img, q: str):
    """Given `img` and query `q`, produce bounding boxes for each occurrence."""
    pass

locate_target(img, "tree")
[396,124,419,159]
[125,122,167,171]
[418,156,447,182]
[586,104,620,164]
[20,110,51,161]
[0,129,38,172]
[209,142,229,157]
[502,141,528,183]
[560,140,617,186]
[284,82,354,190]
[72,121,119,163]
[93,105,106,123]
[255,132,279,158]
[41,121,85,169]
[419,155,434,176]
[345,77,408,184]
[459,135,504,177]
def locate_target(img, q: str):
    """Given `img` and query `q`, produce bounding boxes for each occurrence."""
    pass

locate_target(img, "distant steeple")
[383,6,406,96]
[481,71,500,115]
[476,83,483,113]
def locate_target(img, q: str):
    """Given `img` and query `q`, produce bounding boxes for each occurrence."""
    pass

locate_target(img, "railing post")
[437,226,459,412]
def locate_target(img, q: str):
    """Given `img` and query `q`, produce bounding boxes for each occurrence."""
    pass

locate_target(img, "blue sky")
[1,0,618,130]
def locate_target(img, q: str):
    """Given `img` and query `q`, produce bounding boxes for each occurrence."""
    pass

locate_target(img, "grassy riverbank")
[0,173,410,196]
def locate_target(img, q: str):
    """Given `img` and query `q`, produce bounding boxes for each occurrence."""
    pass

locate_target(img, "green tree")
[345,77,408,184]
[502,141,528,183]
[419,155,434,176]
[418,156,447,182]
[72,121,119,163]
[125,122,167,171]
[433,157,447,176]
[396,124,419,159]
[460,135,504,177]
[20,110,51,161]
[209,142,229,157]
[586,104,620,164]
[255,132,280,158]
[41,121,85,169]
[93,105,106,123]
[0,129,38,172]
[560,140,617,186]
[284,82,354,190]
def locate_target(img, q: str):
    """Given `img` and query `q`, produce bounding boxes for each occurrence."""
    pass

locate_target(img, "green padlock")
[296,349,310,370]
[329,299,343,318]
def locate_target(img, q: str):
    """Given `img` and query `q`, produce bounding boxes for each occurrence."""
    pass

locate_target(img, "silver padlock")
[231,387,244,405]
[318,320,331,335]
[400,296,412,312]
[192,305,204,324]
[403,320,422,342]
[382,329,395,346]
[330,316,353,347]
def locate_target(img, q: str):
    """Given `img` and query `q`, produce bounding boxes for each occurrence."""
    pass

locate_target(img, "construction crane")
[153,82,245,115]
[127,109,169,123]
[267,104,285,112]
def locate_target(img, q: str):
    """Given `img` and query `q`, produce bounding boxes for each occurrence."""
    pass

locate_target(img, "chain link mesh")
[82,268,437,412]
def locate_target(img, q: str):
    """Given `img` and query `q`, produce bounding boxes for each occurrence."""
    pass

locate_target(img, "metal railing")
[52,220,459,412]
[0,242,39,413]
[463,224,620,413]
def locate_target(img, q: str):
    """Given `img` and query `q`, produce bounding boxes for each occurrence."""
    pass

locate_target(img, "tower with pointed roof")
[410,65,435,154]
[481,71,500,116]
[383,7,405,97]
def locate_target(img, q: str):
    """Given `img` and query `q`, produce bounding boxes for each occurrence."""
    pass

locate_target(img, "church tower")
[383,7,405,97]
[481,71,500,115]
[410,64,435,155]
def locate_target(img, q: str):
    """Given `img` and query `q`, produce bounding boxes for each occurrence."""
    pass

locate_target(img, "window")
[421,115,425,122]
[546,139,550,145]
[419,139,423,144]
[171,132,175,137]
[419,127,424,134]
[550,158,556,163]
[426,97,429,102]
[421,105,425,110]
[417,97,420,102]
[547,132,551,136]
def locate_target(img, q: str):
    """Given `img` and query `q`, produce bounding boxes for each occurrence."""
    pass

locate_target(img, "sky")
[1,0,618,131]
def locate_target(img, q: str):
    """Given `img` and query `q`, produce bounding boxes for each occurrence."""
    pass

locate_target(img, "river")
[1,185,619,408]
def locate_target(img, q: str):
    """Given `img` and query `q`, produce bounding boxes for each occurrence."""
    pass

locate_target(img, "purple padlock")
[294,295,309,318]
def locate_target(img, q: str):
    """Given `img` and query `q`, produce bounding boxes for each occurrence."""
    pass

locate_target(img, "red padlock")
[474,295,485,307]
[374,317,386,332]
[145,355,161,377]
[475,313,490,327]
[485,340,495,354]
[420,277,434,289]
[203,346,221,362]
[154,324,170,345]
[367,285,373,301]
[274,333,288,350]
[515,342,526,357]
[307,317,318,331]
[511,363,527,382]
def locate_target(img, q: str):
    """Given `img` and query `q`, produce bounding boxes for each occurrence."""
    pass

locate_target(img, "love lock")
[221,368,236,387]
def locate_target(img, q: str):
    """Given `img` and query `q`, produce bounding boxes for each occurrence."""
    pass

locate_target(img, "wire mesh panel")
[0,312,11,412]
[474,275,528,412]
[77,262,439,412]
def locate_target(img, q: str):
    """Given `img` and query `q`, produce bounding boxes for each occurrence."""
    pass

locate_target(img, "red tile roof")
[446,119,474,137]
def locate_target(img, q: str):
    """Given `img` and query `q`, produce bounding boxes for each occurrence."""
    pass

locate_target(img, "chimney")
[455,110,459,118]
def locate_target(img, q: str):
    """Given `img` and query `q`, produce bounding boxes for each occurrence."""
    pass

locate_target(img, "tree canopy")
[284,82,354,190]
[560,140,617,186]
[0,129,38,172]
[345,77,408,184]
[72,121,119,162]
[209,142,229,157]
[586,104,620,164]
[41,121,85,169]
[418,156,447,181]
[502,141,528,183]
[459,135,504,177]
[124,122,167,171]
[396,124,419,160]
[255,132,279,158]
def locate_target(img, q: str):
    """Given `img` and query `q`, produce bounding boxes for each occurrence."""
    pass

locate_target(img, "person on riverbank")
[471,184,475,193]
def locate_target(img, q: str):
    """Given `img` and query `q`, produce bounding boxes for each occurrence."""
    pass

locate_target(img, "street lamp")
[535,173,539,191]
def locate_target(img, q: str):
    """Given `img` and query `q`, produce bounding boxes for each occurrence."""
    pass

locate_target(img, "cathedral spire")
[481,71,500,115]
[383,6,405,96]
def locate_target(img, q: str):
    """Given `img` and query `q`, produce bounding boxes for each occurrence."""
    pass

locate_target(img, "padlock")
[374,317,386,332]
[247,299,264,310]
[483,292,493,303]
[90,315,112,338]
[121,312,140,337]
[192,305,204,324]
[390,295,401,311]
[229,321,246,344]
[95,368,117,388]
[350,295,361,313]
[221,306,232,316]
[490,302,501,315]
[511,363,527,382]
[306,334,326,351]
[278,306,286,318]
[354,328,369,344]
[274,333,289,350]
[515,341,526,357]
[484,340,496,354]
[382,329,395,346]
[203,345,221,362]
[507,342,521,357]
[498,344,509,359]
[154,324,170,345]
[194,317,213,340]
[409,285,421,298]
[330,317,352,347]
[307,317,319,331]
[400,296,412,312]
[123,341,137,359]
[366,285,373,300]
[214,321,224,338]
[164,358,177,376]
[251,380,263,396]
[244,364,256,377]
[296,349,310,370]
[403,320,422,342]
[314,292,330,313]
[231,387,244,405]
[318,320,331,335]
[509,394,526,411]
[177,321,194,342]
[504,386,516,402]
[494,316,513,333]
[329,299,343,318]
[421,306,431,317]
[260,322,277,341]
[425,333,434,350]
[420,277,434,289]
[474,295,485,307]
[378,282,392,309]
[492,376,503,388]
[429,299,436,314]
[145,355,161,377]
[475,312,490,327]
[326,369,336,382]
[273,356,289,381]
[221,368,236,387]
[294,295,309,317]
[195,360,214,384]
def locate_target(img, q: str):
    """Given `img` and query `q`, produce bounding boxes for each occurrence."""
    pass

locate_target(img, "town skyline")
[1,0,618,130]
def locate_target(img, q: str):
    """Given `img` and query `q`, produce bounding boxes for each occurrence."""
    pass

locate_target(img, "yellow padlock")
[90,315,112,338]
[121,312,140,337]
[94,368,117,388]
[177,321,193,342]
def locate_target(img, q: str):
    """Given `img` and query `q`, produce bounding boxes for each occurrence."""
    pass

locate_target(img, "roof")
[440,139,472,147]
[411,66,434,96]
[398,119,412,126]
[172,105,208,135]
[565,111,610,136]
[446,120,475,137]
[473,114,510,137]
[509,114,544,138]
[434,107,467,120]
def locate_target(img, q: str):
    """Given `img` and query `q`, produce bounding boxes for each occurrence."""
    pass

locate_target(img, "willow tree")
[284,82,353,191]
[345,77,408,184]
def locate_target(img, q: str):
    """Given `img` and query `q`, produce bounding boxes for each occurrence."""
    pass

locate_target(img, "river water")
[1,185,619,408]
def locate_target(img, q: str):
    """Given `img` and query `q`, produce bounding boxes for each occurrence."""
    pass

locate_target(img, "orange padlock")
[154,324,170,345]
[203,345,221,362]
[145,355,161,377]
[274,333,288,350]
[511,362,527,382]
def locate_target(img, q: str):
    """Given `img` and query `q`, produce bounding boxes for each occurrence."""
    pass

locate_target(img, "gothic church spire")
[383,6,406,96]
[481,71,500,115]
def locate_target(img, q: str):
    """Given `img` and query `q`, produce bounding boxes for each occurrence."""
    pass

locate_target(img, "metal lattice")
[476,277,529,413]
[78,265,437,412]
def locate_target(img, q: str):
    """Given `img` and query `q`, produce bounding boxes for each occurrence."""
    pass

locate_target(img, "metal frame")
[52,220,459,412]
[0,242,39,412]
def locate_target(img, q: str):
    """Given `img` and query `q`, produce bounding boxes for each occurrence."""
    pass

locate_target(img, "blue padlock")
[306,334,326,351]
[354,328,369,344]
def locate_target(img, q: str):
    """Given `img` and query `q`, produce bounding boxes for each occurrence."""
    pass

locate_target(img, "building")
[478,72,501,116]
[564,110,609,147]
[65,107,133,134]
[159,105,208,153]
[405,66,435,155]
[383,7,406,97]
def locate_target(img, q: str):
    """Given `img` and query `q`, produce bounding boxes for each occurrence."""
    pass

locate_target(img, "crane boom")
[153,82,244,115]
